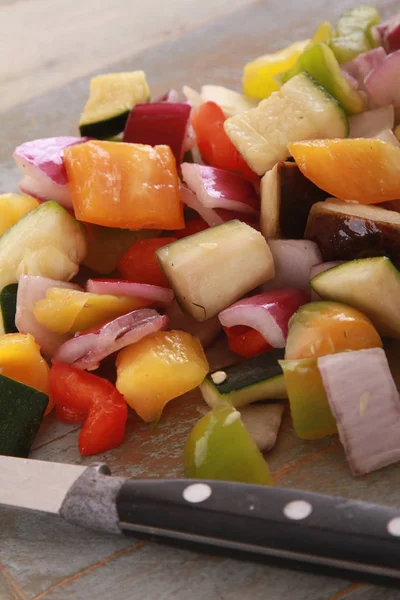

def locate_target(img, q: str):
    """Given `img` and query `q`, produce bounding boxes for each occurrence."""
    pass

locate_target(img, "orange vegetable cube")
[116,330,209,422]
[289,139,400,204]
[64,141,184,229]
[0,333,53,414]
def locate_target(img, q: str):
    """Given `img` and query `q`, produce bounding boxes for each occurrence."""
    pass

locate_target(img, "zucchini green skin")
[0,375,48,457]
[79,111,130,139]
[200,349,287,409]
[0,284,18,333]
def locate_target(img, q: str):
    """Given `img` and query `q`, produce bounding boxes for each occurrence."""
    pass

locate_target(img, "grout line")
[325,583,364,600]
[0,565,30,600]
[272,439,341,482]
[31,426,81,452]
[32,540,147,600]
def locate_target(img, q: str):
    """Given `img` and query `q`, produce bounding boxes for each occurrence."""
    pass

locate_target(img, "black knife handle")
[116,478,400,584]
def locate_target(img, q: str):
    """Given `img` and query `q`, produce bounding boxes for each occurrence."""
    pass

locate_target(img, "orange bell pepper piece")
[64,141,184,229]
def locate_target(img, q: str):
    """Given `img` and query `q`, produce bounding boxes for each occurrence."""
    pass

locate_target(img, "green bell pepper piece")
[184,405,274,485]
[330,5,380,63]
[277,43,366,115]
[279,357,337,440]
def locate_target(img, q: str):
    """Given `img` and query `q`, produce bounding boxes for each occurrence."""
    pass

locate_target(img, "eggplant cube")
[156,220,275,321]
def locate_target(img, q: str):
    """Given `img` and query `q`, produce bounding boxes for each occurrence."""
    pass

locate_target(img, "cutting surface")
[1,1,400,599]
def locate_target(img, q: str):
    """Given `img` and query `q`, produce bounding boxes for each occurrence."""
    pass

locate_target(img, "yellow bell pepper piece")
[0,193,39,237]
[242,39,309,100]
[33,288,149,334]
[307,21,334,46]
[116,330,209,423]
[0,333,53,414]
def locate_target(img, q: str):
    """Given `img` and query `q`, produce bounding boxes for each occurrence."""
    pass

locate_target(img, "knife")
[2,456,400,587]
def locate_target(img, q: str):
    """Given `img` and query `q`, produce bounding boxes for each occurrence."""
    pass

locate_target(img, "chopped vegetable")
[342,47,386,89]
[181,163,259,215]
[365,50,400,107]
[172,216,209,239]
[0,193,38,236]
[200,85,257,117]
[0,201,87,292]
[242,40,309,100]
[116,330,209,422]
[83,225,155,275]
[156,220,274,321]
[33,288,149,334]
[318,348,400,475]
[289,138,400,203]
[219,289,307,348]
[309,261,345,301]
[50,364,128,455]
[261,240,322,296]
[79,71,150,138]
[376,13,400,53]
[239,403,284,452]
[280,357,337,440]
[190,101,257,180]
[285,301,382,360]
[0,375,48,457]
[13,137,89,208]
[184,405,274,485]
[64,141,184,230]
[276,44,366,115]
[86,279,173,306]
[0,333,52,414]
[117,237,177,288]
[349,105,394,138]
[15,276,80,358]
[123,102,191,163]
[310,257,400,339]
[330,5,380,63]
[223,325,271,358]
[179,183,223,227]
[225,72,348,176]
[260,161,327,239]
[53,308,168,371]
[0,284,18,335]
[166,300,221,348]
[200,349,286,409]
[305,200,400,267]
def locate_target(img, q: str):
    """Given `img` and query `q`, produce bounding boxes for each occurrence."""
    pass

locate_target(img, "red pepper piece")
[173,217,209,239]
[49,363,128,455]
[223,325,271,358]
[117,237,177,287]
[191,102,259,182]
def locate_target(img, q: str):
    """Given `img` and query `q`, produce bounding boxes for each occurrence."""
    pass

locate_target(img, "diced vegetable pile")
[3,4,400,484]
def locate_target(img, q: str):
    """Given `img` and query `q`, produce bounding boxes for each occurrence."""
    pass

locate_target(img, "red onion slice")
[123,102,191,163]
[262,240,322,297]
[365,50,400,107]
[318,348,400,476]
[181,163,260,215]
[166,299,221,348]
[342,47,387,91]
[53,309,168,371]
[13,137,89,209]
[180,183,223,226]
[16,275,81,357]
[349,105,394,138]
[376,14,400,53]
[156,89,180,102]
[86,279,174,305]
[218,288,308,348]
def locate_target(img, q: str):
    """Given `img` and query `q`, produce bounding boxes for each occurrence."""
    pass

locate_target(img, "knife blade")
[2,456,400,587]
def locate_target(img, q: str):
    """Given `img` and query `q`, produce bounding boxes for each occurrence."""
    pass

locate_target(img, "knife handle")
[116,478,400,584]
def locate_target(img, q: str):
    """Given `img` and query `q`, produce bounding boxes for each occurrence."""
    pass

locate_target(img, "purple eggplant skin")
[305,201,400,268]
[261,162,327,239]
